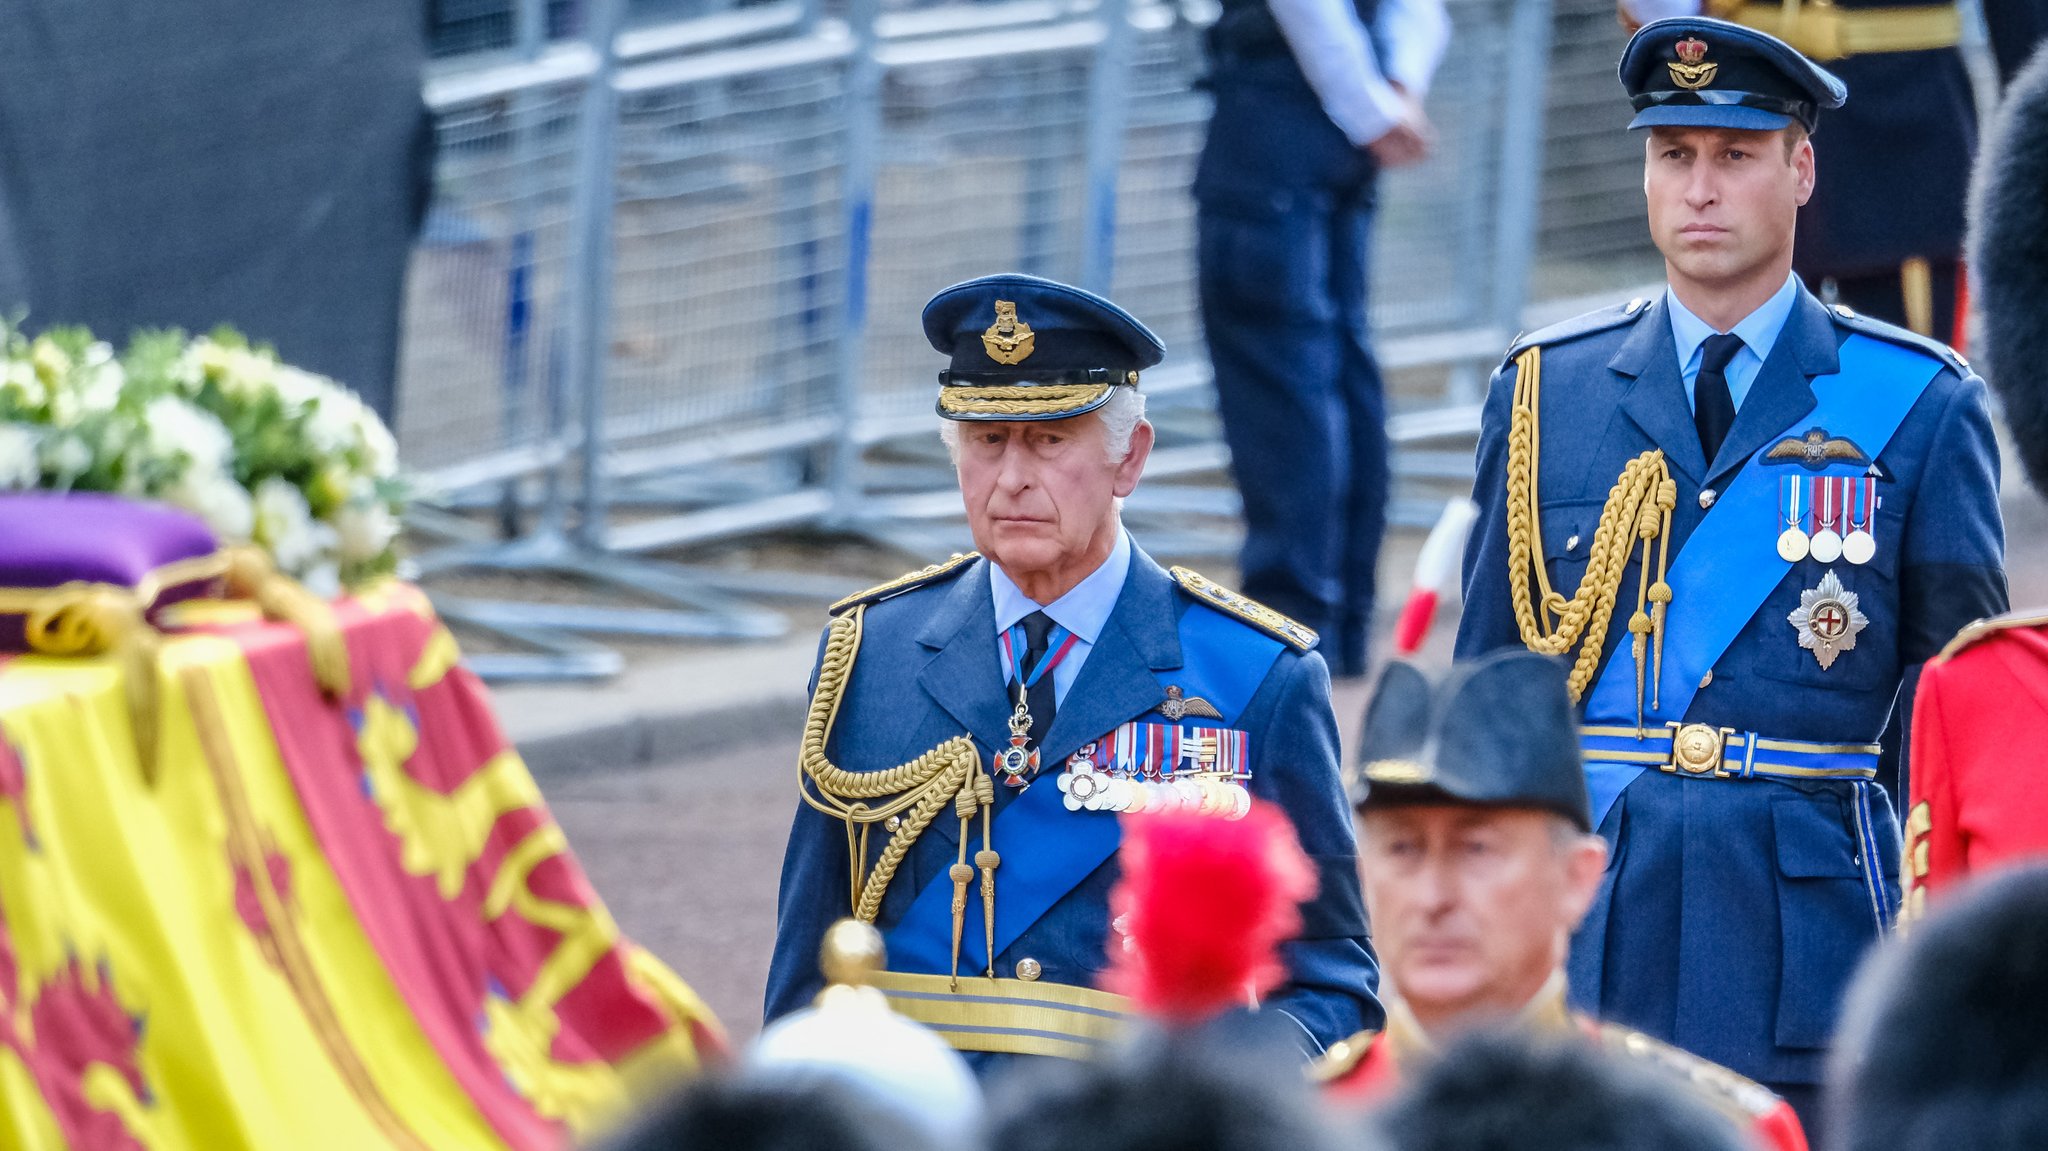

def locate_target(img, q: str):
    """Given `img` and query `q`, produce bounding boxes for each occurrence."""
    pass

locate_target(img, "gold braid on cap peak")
[798,605,995,987]
[938,382,1114,419]
[1504,345,1677,728]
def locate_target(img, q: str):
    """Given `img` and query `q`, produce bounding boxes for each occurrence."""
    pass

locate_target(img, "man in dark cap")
[1901,46,2048,913]
[1616,0,2047,345]
[1825,865,2048,1151]
[1317,651,1807,1151]
[1454,16,2007,1130]
[766,273,1379,1075]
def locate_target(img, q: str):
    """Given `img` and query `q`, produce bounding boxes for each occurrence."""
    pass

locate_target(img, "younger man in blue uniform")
[766,274,1379,1072]
[1454,19,2006,1133]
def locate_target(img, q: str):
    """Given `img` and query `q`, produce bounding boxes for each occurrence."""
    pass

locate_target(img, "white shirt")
[989,528,1133,705]
[1664,271,1802,413]
[1268,0,1452,148]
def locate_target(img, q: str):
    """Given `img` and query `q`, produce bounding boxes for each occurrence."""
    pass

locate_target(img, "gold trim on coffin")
[867,970,1132,1060]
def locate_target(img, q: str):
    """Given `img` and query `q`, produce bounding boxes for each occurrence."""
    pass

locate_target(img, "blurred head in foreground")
[1351,651,1605,1038]
[1371,1031,1749,1151]
[1826,865,2048,1151]
[591,1073,934,1151]
[986,1026,1362,1151]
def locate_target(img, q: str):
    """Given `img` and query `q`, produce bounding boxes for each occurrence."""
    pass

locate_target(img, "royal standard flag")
[0,582,720,1151]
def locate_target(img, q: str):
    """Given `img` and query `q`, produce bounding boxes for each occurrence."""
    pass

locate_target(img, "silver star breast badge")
[1788,569,1869,670]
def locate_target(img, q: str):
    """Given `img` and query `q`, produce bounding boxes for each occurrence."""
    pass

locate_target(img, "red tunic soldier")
[1902,47,2048,913]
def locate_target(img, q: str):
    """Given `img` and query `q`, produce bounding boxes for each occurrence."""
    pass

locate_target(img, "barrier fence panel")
[403,63,590,499]
[401,0,1683,678]
[596,29,856,553]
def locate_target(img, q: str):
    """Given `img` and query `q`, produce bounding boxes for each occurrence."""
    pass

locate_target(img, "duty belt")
[1728,2,1960,60]
[1581,723,1880,782]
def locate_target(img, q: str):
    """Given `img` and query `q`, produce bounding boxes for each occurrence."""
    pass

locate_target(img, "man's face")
[1644,125,1814,290]
[1359,806,1607,1031]
[953,413,1151,585]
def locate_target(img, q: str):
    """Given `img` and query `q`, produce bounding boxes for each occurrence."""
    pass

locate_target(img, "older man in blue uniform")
[766,274,1380,1072]
[1454,20,2006,1132]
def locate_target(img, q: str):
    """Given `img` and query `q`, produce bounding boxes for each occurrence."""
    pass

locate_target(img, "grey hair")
[938,386,1149,464]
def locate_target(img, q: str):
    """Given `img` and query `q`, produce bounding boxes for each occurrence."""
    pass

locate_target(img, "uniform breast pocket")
[1753,559,1898,693]
[1536,499,1605,606]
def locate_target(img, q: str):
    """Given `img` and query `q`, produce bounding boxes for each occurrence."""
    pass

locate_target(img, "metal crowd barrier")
[398,0,1668,680]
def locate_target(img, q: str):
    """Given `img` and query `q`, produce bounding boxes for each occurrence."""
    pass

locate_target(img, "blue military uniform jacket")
[1455,284,2006,1087]
[766,546,1381,1070]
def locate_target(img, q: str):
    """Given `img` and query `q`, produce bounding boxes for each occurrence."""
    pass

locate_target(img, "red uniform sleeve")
[1753,1097,1810,1151]
[1906,656,1967,917]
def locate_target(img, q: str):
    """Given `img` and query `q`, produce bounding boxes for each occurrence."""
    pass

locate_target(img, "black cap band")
[1630,88,1818,130]
[938,367,1137,387]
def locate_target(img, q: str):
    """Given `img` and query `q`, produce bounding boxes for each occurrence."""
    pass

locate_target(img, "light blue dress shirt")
[990,527,1132,706]
[1665,271,1801,413]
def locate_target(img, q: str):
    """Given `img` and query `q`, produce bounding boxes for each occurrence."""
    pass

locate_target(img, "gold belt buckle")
[1664,722,1734,778]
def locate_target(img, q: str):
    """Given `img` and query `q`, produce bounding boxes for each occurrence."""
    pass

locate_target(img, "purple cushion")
[0,493,222,651]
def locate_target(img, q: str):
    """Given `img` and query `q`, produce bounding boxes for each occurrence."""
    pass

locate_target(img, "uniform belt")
[1581,723,1880,782]
[1728,3,1960,60]
[869,970,1131,1060]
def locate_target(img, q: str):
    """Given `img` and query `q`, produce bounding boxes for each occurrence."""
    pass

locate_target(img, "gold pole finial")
[819,918,887,989]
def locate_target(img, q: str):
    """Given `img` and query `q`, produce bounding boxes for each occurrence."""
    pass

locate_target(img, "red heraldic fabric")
[209,585,720,1149]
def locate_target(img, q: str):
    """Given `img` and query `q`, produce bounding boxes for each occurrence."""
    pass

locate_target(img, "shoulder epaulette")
[1592,1022,1783,1122]
[1504,297,1650,360]
[828,552,980,616]
[1827,304,1971,376]
[1308,1029,1378,1085]
[1169,566,1318,652]
[1933,607,2048,664]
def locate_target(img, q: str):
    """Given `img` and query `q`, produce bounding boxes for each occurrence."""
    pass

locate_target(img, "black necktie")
[1694,333,1744,465]
[1017,610,1058,748]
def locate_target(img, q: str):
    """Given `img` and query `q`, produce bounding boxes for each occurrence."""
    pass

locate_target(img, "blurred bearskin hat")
[1969,46,2048,494]
[1826,864,2048,1151]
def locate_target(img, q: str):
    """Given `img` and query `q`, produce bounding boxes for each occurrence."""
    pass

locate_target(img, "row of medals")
[1057,739,1254,820]
[1778,475,1877,565]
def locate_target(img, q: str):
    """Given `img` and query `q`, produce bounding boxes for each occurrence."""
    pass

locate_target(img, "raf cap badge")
[981,300,1035,365]
[1788,569,1869,670]
[1668,36,1717,90]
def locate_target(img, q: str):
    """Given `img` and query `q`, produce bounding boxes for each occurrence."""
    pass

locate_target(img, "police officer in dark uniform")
[1454,19,2006,1136]
[766,274,1379,1074]
[1194,0,1447,677]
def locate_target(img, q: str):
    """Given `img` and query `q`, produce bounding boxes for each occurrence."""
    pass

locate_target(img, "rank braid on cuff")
[828,552,980,617]
[1504,344,1679,726]
[1592,1022,1787,1127]
[797,604,995,985]
[1309,1029,1379,1084]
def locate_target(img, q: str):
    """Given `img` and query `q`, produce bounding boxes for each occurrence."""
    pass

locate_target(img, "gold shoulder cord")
[1504,345,1678,730]
[798,605,998,988]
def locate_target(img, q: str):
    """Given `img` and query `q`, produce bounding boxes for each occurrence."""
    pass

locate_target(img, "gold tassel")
[226,547,351,697]
[14,583,161,784]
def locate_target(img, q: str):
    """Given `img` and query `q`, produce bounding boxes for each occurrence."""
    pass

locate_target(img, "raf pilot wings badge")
[1763,427,1870,471]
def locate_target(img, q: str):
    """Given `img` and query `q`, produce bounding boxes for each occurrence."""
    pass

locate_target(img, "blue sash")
[1580,334,1942,826]
[886,602,1283,974]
